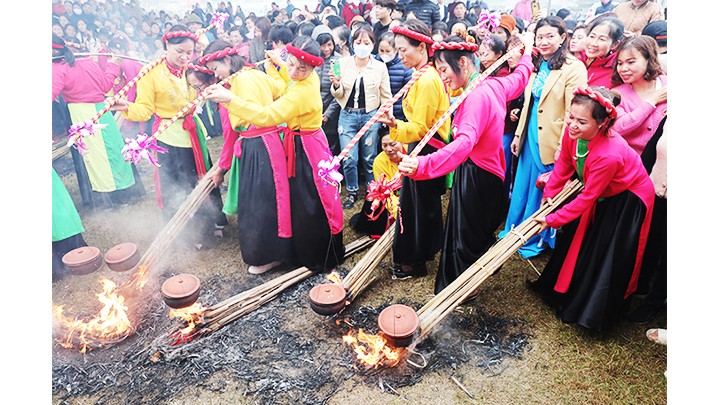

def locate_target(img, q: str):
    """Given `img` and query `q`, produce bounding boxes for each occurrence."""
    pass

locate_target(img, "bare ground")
[52,135,667,404]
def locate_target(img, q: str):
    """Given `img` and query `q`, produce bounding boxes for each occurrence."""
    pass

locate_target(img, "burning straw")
[53,164,223,351]
[161,237,376,347]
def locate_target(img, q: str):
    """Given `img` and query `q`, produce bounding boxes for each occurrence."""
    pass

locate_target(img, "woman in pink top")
[398,33,534,294]
[578,16,624,88]
[531,86,655,333]
[611,35,667,155]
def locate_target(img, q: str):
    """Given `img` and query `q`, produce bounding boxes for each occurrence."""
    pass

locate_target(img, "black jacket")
[404,0,441,28]
[376,53,413,121]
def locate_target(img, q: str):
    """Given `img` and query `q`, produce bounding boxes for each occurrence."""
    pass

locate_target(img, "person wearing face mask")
[204,36,346,273]
[111,25,228,249]
[329,24,392,209]
[376,31,412,123]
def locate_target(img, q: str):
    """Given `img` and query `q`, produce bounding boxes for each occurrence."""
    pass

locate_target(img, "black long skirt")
[70,147,146,208]
[236,137,291,265]
[392,143,446,266]
[435,161,506,294]
[157,142,226,244]
[289,141,345,272]
[532,190,647,333]
[52,233,87,280]
[350,198,390,237]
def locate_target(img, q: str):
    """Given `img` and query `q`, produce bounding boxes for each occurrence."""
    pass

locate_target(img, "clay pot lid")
[378,304,419,338]
[309,283,346,306]
[161,274,201,299]
[104,242,138,264]
[62,246,102,267]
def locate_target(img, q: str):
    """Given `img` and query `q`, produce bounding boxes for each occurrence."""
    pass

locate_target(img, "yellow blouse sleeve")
[225,81,303,128]
[390,72,448,144]
[123,69,157,122]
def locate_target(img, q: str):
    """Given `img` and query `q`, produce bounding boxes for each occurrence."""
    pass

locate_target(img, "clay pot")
[160,274,201,309]
[308,283,347,316]
[62,246,104,276]
[104,242,140,272]
[378,304,420,348]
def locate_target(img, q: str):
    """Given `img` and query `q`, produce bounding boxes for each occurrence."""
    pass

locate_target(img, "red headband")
[162,30,199,43]
[52,43,65,49]
[187,62,213,75]
[392,25,436,56]
[197,46,243,65]
[286,44,323,67]
[431,41,479,53]
[573,87,617,119]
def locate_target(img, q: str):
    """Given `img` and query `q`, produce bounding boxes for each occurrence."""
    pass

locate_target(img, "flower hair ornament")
[197,46,244,65]
[573,87,618,119]
[476,12,501,31]
[392,25,436,56]
[162,30,200,43]
[286,44,324,67]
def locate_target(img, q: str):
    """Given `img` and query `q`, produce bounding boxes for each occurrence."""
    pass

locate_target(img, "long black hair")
[432,35,476,77]
[533,16,569,71]
[52,33,75,66]
[203,39,246,74]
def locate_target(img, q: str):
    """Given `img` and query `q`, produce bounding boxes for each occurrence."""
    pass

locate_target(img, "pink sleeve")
[497,56,533,101]
[542,129,575,199]
[412,95,487,180]
[612,99,656,138]
[98,61,121,94]
[218,106,239,171]
[545,154,618,227]
[52,63,67,101]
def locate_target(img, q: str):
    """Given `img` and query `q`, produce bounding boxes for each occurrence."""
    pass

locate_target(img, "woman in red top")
[531,86,655,333]
[578,16,624,88]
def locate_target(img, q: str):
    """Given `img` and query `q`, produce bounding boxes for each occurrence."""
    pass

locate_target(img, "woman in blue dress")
[498,16,587,258]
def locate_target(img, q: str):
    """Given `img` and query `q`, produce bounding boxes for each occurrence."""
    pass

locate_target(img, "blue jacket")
[376,53,413,121]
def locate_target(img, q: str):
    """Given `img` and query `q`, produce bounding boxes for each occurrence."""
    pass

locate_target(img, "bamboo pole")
[343,222,396,300]
[415,180,583,342]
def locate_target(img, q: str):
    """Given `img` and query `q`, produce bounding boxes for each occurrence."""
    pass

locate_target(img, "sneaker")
[248,261,282,275]
[389,263,428,280]
[342,192,358,209]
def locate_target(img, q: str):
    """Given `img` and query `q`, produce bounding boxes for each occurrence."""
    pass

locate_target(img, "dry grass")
[52,135,666,404]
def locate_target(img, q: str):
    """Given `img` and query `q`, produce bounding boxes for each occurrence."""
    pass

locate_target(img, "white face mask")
[354,44,372,59]
[380,53,394,63]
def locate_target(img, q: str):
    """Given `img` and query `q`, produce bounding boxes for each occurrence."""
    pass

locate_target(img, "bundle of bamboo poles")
[179,236,375,335]
[415,179,583,342]
[342,222,396,300]
[118,164,221,294]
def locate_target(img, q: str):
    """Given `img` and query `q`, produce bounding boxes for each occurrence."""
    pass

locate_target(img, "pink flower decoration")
[121,134,168,167]
[317,158,343,186]
[67,121,107,155]
[477,12,501,31]
[210,12,229,28]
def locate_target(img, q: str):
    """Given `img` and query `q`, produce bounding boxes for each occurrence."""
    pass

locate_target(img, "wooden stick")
[451,375,475,399]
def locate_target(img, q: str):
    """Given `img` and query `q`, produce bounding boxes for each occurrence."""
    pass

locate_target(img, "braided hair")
[571,86,621,129]
[432,35,477,77]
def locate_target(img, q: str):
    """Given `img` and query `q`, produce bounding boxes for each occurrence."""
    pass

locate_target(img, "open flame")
[326,271,342,285]
[53,278,135,353]
[168,302,207,345]
[342,329,402,368]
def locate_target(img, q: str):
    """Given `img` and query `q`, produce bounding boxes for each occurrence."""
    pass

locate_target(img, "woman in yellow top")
[376,19,451,279]
[205,35,345,273]
[112,24,227,248]
[349,133,404,238]
[199,39,291,275]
